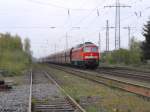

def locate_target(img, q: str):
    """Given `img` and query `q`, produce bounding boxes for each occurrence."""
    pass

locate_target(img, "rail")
[49,64,150,98]
[44,71,87,112]
[97,69,150,82]
[28,70,32,112]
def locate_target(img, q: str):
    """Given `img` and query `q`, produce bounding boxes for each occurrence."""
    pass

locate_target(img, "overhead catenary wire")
[61,0,140,50]
[27,0,106,11]
[57,0,112,48]
[120,6,150,39]
[79,2,148,50]
[0,0,149,55]
[49,1,105,50]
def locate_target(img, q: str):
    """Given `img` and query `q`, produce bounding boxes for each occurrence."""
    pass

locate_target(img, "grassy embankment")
[0,33,31,76]
[45,65,150,112]
[100,38,150,68]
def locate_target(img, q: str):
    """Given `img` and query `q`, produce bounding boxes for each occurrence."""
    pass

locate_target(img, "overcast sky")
[0,0,149,58]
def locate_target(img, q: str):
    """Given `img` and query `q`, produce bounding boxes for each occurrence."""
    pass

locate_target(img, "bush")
[0,33,31,75]
[101,38,142,65]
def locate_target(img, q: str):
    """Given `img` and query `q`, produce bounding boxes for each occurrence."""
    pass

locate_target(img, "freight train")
[43,42,100,69]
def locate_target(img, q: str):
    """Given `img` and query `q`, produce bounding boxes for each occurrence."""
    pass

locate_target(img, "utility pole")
[82,38,85,44]
[123,26,135,48]
[82,38,85,51]
[103,20,115,52]
[106,20,109,52]
[98,32,101,53]
[66,32,68,50]
[105,0,131,50]
[54,44,57,61]
[54,44,57,53]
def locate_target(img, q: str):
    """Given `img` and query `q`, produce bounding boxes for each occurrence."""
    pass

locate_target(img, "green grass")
[86,106,99,112]
[0,50,30,76]
[45,65,150,112]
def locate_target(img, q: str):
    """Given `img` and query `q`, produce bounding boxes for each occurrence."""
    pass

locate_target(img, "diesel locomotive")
[43,42,100,68]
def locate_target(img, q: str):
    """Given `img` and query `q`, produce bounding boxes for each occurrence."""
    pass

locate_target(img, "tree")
[24,38,32,62]
[0,33,31,75]
[129,37,142,64]
[24,38,31,54]
[13,35,23,50]
[141,19,150,61]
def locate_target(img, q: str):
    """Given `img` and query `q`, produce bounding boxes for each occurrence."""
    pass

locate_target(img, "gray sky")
[0,0,149,58]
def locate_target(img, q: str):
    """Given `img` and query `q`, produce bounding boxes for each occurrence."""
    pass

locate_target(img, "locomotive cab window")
[83,47,91,52]
[92,47,98,52]
[83,47,98,52]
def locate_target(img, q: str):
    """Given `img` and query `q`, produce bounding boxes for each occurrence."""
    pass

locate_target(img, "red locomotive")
[44,42,100,68]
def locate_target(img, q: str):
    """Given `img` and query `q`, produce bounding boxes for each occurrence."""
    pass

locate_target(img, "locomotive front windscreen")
[83,47,98,52]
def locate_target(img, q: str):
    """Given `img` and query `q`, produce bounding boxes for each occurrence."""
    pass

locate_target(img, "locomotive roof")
[76,42,95,48]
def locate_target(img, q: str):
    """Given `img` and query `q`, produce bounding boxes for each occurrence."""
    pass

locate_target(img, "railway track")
[28,69,86,112]
[48,64,150,98]
[97,67,150,82]
[99,66,150,73]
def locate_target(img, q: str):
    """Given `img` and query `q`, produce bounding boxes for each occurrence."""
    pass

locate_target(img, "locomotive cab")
[82,45,99,68]
[45,41,100,69]
[71,42,100,69]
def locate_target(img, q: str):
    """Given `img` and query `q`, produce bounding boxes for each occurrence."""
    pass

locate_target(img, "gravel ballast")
[0,85,30,112]
[32,83,63,101]
[32,70,64,101]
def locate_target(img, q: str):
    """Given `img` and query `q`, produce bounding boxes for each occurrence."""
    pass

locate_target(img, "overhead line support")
[104,0,131,50]
[123,26,135,48]
[103,20,115,52]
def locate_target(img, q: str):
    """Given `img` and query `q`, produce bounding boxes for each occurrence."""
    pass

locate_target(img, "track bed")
[31,68,85,112]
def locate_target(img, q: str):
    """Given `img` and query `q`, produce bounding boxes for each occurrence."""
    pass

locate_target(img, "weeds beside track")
[28,68,86,112]
[48,64,150,99]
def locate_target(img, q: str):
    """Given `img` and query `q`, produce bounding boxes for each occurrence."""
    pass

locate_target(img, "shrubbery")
[0,33,31,75]
[102,18,150,65]
[101,38,142,65]
[141,19,150,61]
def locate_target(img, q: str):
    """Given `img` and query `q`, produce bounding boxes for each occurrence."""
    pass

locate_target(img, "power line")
[119,6,150,40]
[60,1,109,30]
[38,2,113,49]
[104,0,131,50]
[103,20,115,51]
[56,0,110,49]
[67,0,111,29]
[0,26,58,29]
[82,7,111,30]
[121,6,150,23]
[27,0,108,11]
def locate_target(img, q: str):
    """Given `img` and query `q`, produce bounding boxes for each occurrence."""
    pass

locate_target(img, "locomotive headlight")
[85,56,97,59]
[85,56,89,58]
[93,56,98,58]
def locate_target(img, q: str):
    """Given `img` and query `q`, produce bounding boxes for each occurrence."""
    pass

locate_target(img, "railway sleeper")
[32,99,77,112]
[33,104,75,112]
[0,85,12,91]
